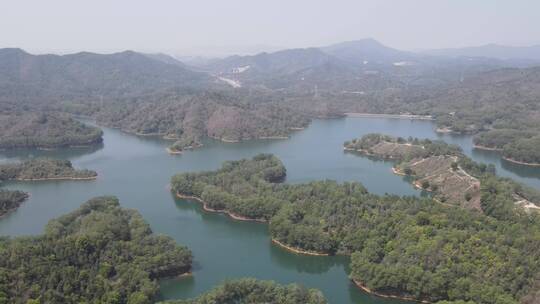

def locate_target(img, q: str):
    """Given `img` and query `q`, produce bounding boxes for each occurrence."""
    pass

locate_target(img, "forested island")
[0,189,28,217]
[162,278,327,304]
[171,154,540,304]
[0,113,103,150]
[344,134,540,214]
[0,196,193,304]
[0,158,97,181]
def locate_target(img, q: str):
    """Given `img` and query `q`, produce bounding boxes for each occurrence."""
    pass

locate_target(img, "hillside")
[345,134,540,214]
[0,112,103,150]
[94,91,310,151]
[202,47,369,91]
[0,48,217,111]
[0,196,192,303]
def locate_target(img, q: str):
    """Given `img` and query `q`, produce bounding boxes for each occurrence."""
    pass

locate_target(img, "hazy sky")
[1,0,539,56]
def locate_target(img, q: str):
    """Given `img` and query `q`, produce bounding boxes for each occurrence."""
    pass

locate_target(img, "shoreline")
[0,142,102,151]
[176,192,266,223]
[271,238,329,256]
[391,166,407,176]
[14,175,97,181]
[177,192,330,256]
[435,127,453,133]
[502,157,540,167]
[166,147,183,155]
[208,135,240,143]
[259,136,289,140]
[345,113,434,120]
[473,144,503,151]
[352,280,430,303]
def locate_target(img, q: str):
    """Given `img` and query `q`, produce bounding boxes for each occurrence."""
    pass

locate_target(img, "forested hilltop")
[0,112,103,150]
[91,90,309,151]
[162,278,327,304]
[0,158,97,181]
[0,190,28,217]
[171,154,540,304]
[344,133,540,214]
[0,196,192,304]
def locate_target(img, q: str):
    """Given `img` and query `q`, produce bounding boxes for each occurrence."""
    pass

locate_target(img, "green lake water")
[1,117,538,303]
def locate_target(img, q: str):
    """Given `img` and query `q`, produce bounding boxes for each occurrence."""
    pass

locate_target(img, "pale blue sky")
[1,0,539,55]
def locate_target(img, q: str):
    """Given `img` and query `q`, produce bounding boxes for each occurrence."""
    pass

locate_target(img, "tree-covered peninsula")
[171,154,540,304]
[0,190,28,217]
[0,196,192,304]
[345,133,540,215]
[0,112,103,150]
[162,278,327,304]
[473,129,540,166]
[0,158,97,181]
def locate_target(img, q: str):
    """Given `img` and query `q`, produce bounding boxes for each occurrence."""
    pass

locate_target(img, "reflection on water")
[0,143,104,162]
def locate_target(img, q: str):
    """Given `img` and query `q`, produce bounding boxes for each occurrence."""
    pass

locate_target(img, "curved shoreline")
[502,157,540,167]
[166,147,183,155]
[352,280,430,303]
[176,193,266,223]
[271,238,329,256]
[391,166,406,176]
[176,192,330,256]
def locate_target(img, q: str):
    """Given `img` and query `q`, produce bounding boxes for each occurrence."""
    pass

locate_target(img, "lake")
[1,117,538,304]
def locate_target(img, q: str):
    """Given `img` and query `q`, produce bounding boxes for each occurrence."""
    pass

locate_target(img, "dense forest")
[171,154,540,304]
[90,91,310,147]
[0,190,28,217]
[162,278,327,304]
[0,158,97,180]
[0,196,192,304]
[0,112,103,150]
[345,133,540,214]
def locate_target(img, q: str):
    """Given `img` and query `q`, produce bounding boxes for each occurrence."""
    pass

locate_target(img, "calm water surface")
[1,117,538,304]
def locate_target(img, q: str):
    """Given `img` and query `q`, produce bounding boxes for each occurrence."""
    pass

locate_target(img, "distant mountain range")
[0,48,217,109]
[199,38,520,91]
[2,39,540,103]
[423,43,540,62]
